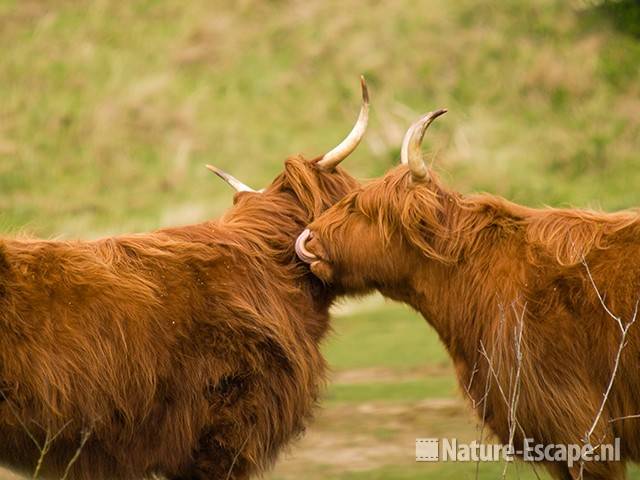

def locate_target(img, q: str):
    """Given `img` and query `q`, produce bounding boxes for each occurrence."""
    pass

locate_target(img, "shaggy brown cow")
[0,79,367,480]
[297,111,640,479]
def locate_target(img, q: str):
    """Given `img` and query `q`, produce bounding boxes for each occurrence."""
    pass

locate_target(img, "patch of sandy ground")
[270,395,471,479]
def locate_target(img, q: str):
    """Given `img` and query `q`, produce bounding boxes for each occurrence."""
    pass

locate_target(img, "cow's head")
[207,78,368,269]
[295,109,452,293]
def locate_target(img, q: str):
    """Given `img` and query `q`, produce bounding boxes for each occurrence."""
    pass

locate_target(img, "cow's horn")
[206,165,258,193]
[400,109,447,181]
[295,229,317,264]
[316,76,370,171]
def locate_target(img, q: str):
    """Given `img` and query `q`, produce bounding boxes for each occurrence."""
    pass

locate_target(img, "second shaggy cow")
[298,111,640,479]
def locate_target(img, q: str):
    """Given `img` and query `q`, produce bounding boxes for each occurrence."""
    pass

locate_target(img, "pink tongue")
[295,229,317,264]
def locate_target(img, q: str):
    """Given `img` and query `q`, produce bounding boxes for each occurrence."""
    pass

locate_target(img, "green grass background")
[1,0,640,478]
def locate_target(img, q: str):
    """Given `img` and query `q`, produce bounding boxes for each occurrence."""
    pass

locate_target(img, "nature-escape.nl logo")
[415,438,621,467]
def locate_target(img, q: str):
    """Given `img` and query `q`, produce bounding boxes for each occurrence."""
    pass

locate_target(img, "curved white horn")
[295,229,318,264]
[316,76,370,171]
[400,109,447,181]
[206,165,258,193]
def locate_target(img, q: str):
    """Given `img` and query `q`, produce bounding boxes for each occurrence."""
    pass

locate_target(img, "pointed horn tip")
[359,75,369,103]
[205,164,227,180]
[205,164,257,193]
[316,77,370,170]
[424,108,448,122]
[416,108,448,134]
[401,108,448,174]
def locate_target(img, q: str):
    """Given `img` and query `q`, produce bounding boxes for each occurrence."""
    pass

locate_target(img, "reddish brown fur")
[304,165,640,479]
[0,155,358,480]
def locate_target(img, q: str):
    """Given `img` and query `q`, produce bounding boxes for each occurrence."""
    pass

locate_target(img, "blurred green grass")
[2,0,640,479]
[327,378,456,404]
[1,0,640,238]
[325,302,449,370]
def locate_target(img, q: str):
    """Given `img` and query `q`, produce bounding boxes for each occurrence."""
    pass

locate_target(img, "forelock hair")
[275,155,360,219]
[219,155,359,275]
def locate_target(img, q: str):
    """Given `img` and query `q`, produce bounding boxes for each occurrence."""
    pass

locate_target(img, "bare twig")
[60,427,92,480]
[32,420,72,479]
[581,258,638,445]
[31,430,51,480]
[578,257,638,479]
[500,302,526,479]
[609,414,640,423]
[479,342,510,413]
[474,364,493,480]
[225,425,253,480]
[581,256,626,333]
[476,302,528,479]
[0,390,41,451]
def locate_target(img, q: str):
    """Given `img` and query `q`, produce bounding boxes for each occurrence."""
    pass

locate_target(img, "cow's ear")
[232,191,261,206]
[310,260,334,284]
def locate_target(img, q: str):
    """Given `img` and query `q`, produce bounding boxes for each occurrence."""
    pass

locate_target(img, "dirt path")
[269,396,471,479]
[0,468,21,480]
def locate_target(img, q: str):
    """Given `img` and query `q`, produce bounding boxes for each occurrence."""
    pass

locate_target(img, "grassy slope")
[1,1,640,479]
[1,1,640,238]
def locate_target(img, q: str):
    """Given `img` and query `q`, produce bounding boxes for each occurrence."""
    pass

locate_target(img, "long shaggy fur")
[0,155,358,480]
[306,165,640,480]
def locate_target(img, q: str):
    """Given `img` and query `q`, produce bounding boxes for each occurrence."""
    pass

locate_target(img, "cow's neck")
[392,224,528,397]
